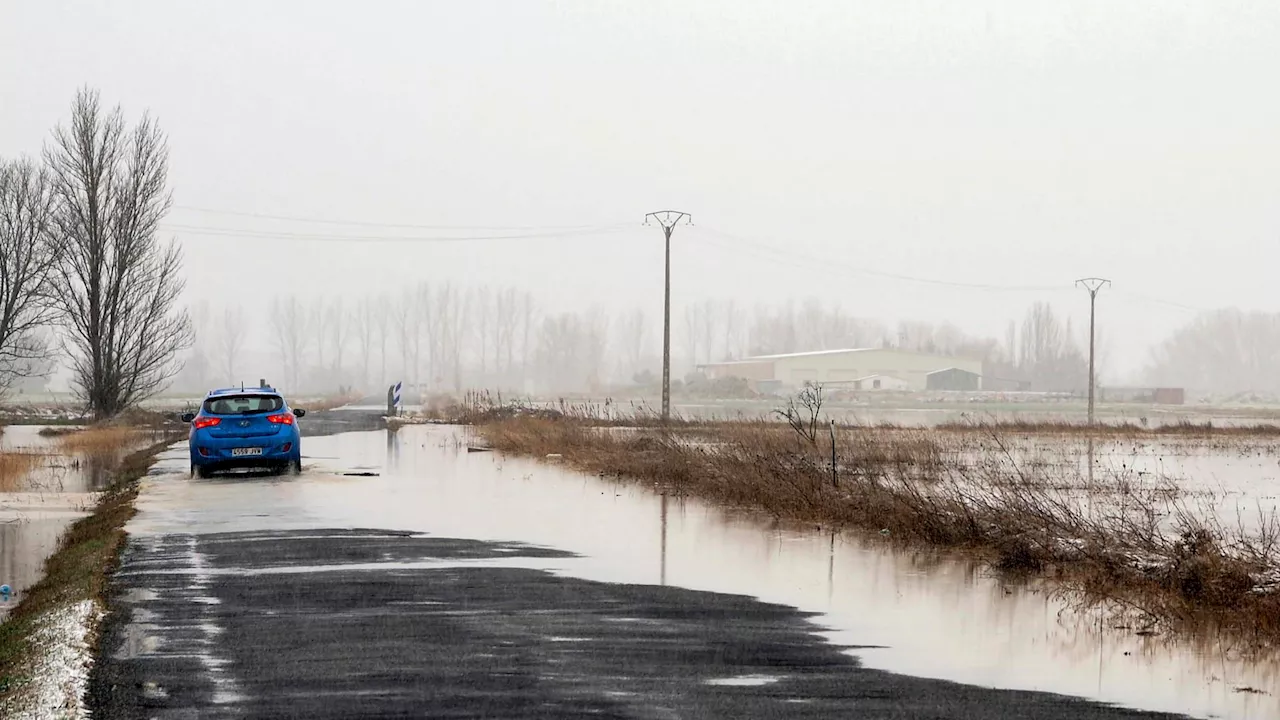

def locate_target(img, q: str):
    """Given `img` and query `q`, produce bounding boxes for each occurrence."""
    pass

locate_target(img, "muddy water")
[125,425,1280,718]
[0,509,88,618]
[0,427,128,619]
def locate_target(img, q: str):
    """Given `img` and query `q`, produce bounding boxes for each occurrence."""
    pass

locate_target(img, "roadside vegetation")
[474,387,1280,652]
[0,451,41,492]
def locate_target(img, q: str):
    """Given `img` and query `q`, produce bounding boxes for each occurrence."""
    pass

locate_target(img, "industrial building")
[699,348,984,392]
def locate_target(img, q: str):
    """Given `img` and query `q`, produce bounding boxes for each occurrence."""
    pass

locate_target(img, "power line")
[696,224,1064,292]
[693,226,1065,293]
[157,222,633,243]
[169,204,622,231]
[1111,289,1204,313]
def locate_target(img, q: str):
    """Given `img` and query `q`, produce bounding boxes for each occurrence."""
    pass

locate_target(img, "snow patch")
[0,599,100,720]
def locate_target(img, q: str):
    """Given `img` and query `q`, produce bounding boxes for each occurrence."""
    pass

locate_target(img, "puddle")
[705,674,783,687]
[0,425,78,452]
[129,426,1280,719]
[0,514,85,620]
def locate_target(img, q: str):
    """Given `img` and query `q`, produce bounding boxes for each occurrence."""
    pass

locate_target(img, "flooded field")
[0,426,155,620]
[950,433,1280,536]
[126,425,1280,719]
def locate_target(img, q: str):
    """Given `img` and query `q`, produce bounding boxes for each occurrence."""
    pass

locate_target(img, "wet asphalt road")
[88,422,1190,719]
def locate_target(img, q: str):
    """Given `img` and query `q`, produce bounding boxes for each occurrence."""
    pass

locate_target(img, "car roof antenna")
[241,381,245,392]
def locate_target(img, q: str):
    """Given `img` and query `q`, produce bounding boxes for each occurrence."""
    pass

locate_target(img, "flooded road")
[90,426,1278,718]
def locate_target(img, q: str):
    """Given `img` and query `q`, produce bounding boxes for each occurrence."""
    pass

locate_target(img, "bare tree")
[216,305,247,384]
[186,299,213,390]
[311,301,332,371]
[45,88,192,418]
[583,306,610,391]
[268,295,309,392]
[352,296,377,389]
[391,288,420,386]
[0,157,57,396]
[517,291,537,391]
[328,297,349,376]
[493,287,520,385]
[1146,309,1280,396]
[775,383,825,446]
[617,308,647,379]
[374,293,392,388]
[535,312,587,392]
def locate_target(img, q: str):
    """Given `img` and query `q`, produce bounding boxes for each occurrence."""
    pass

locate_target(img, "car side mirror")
[293,408,306,418]
[180,412,195,423]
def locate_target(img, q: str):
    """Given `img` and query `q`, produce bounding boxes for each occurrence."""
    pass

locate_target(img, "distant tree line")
[1144,308,1280,398]
[0,88,191,417]
[175,289,1101,397]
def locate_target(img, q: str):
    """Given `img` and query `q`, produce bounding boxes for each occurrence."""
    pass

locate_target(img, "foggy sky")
[4,1,1279,383]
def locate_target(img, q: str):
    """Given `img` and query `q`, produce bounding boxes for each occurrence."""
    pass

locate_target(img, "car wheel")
[195,465,212,479]
[291,457,303,475]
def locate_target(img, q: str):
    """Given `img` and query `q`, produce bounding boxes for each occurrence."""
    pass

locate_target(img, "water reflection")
[0,513,81,621]
[660,492,668,586]
[131,427,1280,719]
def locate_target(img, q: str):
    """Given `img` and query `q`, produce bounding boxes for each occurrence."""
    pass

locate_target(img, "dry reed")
[0,452,40,492]
[54,426,145,455]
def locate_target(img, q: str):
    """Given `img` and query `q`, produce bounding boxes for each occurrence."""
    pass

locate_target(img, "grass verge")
[479,415,1280,651]
[0,433,182,712]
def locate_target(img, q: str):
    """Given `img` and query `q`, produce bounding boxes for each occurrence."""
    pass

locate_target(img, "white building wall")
[773,350,981,390]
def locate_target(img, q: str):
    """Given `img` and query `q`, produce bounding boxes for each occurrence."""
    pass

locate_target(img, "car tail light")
[267,413,294,425]
[193,417,221,430]
[281,442,292,452]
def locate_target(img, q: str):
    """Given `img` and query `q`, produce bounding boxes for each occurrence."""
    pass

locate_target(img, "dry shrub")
[0,452,41,492]
[36,426,79,438]
[55,425,145,455]
[480,414,1280,649]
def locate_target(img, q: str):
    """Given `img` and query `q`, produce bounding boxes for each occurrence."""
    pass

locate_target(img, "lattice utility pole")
[1075,277,1111,425]
[644,211,691,423]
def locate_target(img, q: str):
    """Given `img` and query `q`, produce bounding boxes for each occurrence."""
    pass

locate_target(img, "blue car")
[182,387,306,478]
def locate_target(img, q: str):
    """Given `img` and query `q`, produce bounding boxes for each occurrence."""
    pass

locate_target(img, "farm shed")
[700,348,982,391]
[926,367,982,391]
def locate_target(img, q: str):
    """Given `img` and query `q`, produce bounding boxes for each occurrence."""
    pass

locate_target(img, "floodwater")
[969,435,1280,534]
[0,426,135,620]
[127,425,1280,719]
[0,502,92,619]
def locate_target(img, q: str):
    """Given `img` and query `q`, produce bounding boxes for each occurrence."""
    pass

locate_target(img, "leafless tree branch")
[45,87,193,418]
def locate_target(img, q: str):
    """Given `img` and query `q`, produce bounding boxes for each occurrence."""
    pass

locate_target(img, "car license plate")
[231,447,263,457]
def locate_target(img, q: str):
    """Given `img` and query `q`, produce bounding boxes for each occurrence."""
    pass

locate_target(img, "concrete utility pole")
[644,211,691,423]
[1075,277,1111,425]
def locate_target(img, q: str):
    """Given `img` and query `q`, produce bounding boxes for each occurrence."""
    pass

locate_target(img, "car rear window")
[203,394,285,415]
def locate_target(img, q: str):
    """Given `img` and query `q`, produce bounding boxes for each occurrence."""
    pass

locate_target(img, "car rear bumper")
[190,430,299,467]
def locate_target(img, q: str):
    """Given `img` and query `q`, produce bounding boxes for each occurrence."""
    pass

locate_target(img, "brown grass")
[0,452,41,492]
[54,425,146,454]
[479,415,1280,650]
